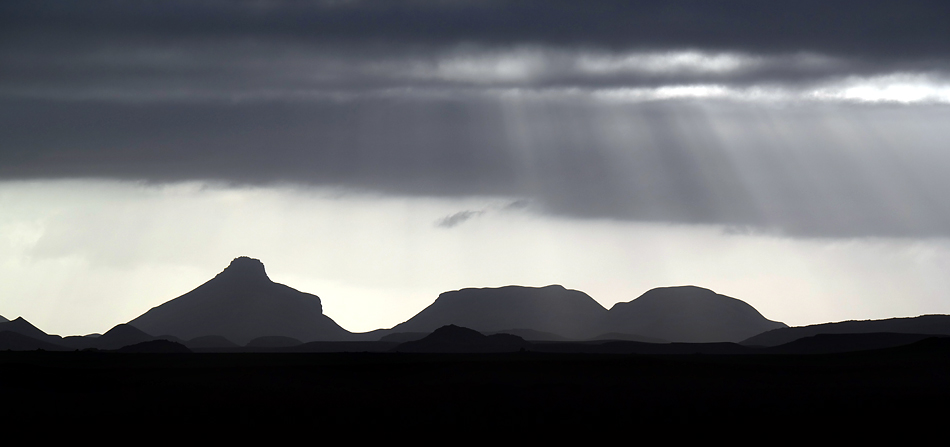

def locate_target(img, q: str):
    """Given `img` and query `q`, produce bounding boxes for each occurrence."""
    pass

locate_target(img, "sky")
[3,0,950,336]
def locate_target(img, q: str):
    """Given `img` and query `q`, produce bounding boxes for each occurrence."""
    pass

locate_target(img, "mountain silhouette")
[602,286,787,343]
[765,332,944,354]
[94,324,166,350]
[387,285,608,340]
[381,284,783,343]
[394,325,529,353]
[0,317,59,343]
[742,315,950,347]
[0,331,69,351]
[127,257,352,345]
[0,314,7,323]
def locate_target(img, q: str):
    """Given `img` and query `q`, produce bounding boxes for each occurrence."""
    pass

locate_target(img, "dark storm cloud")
[4,1,950,238]
[3,0,950,98]
[3,0,949,58]
[5,96,950,237]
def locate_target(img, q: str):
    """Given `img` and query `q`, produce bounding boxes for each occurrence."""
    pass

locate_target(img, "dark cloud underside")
[3,0,949,59]
[5,97,950,237]
[3,1,950,238]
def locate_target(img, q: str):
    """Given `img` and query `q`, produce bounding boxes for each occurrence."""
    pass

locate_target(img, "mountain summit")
[388,285,608,340]
[127,257,351,345]
[604,286,787,343]
[384,284,784,343]
[217,256,270,283]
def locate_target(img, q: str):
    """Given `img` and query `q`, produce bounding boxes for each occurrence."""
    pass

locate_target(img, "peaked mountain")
[387,285,608,340]
[602,286,787,343]
[742,315,950,347]
[127,257,352,345]
[0,316,54,341]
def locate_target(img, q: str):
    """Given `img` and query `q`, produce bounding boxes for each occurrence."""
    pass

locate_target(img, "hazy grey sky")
[3,1,950,335]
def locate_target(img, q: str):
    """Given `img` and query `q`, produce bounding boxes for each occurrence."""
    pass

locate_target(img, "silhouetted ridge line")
[215,256,271,284]
[604,286,787,343]
[384,284,784,343]
[0,331,69,351]
[127,257,352,345]
[0,314,8,323]
[117,340,192,353]
[387,285,608,340]
[0,316,51,341]
[395,325,529,353]
[766,332,946,355]
[95,324,161,350]
[742,315,950,347]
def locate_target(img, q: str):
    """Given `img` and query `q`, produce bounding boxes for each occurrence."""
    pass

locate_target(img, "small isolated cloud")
[502,200,530,211]
[436,210,485,228]
[436,200,529,228]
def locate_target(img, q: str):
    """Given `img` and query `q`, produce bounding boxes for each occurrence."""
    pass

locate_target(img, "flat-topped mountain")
[127,257,352,345]
[4,269,786,348]
[742,314,950,347]
[383,284,784,343]
[604,286,787,343]
[387,285,608,340]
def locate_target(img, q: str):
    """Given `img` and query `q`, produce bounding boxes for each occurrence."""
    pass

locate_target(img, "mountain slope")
[0,317,55,341]
[742,315,950,347]
[603,286,787,343]
[128,257,352,345]
[0,331,69,351]
[388,285,608,340]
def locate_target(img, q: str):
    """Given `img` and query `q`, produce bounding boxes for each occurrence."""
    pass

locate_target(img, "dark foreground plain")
[3,339,950,435]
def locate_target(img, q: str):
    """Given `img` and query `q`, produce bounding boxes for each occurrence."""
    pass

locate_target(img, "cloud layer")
[3,1,950,237]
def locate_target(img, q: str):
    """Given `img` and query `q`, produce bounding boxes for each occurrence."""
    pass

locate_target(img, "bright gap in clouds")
[591,77,950,104]
[1,180,949,336]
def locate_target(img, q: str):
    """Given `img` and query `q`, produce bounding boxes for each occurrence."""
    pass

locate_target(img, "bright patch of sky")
[2,180,949,336]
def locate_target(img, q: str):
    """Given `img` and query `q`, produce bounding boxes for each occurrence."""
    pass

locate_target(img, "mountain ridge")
[127,257,352,345]
[387,285,609,340]
[384,284,786,343]
[604,286,788,343]
[742,314,950,346]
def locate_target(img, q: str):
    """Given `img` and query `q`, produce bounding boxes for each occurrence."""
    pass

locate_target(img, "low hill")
[0,331,69,351]
[742,315,950,347]
[765,332,944,355]
[394,325,529,353]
